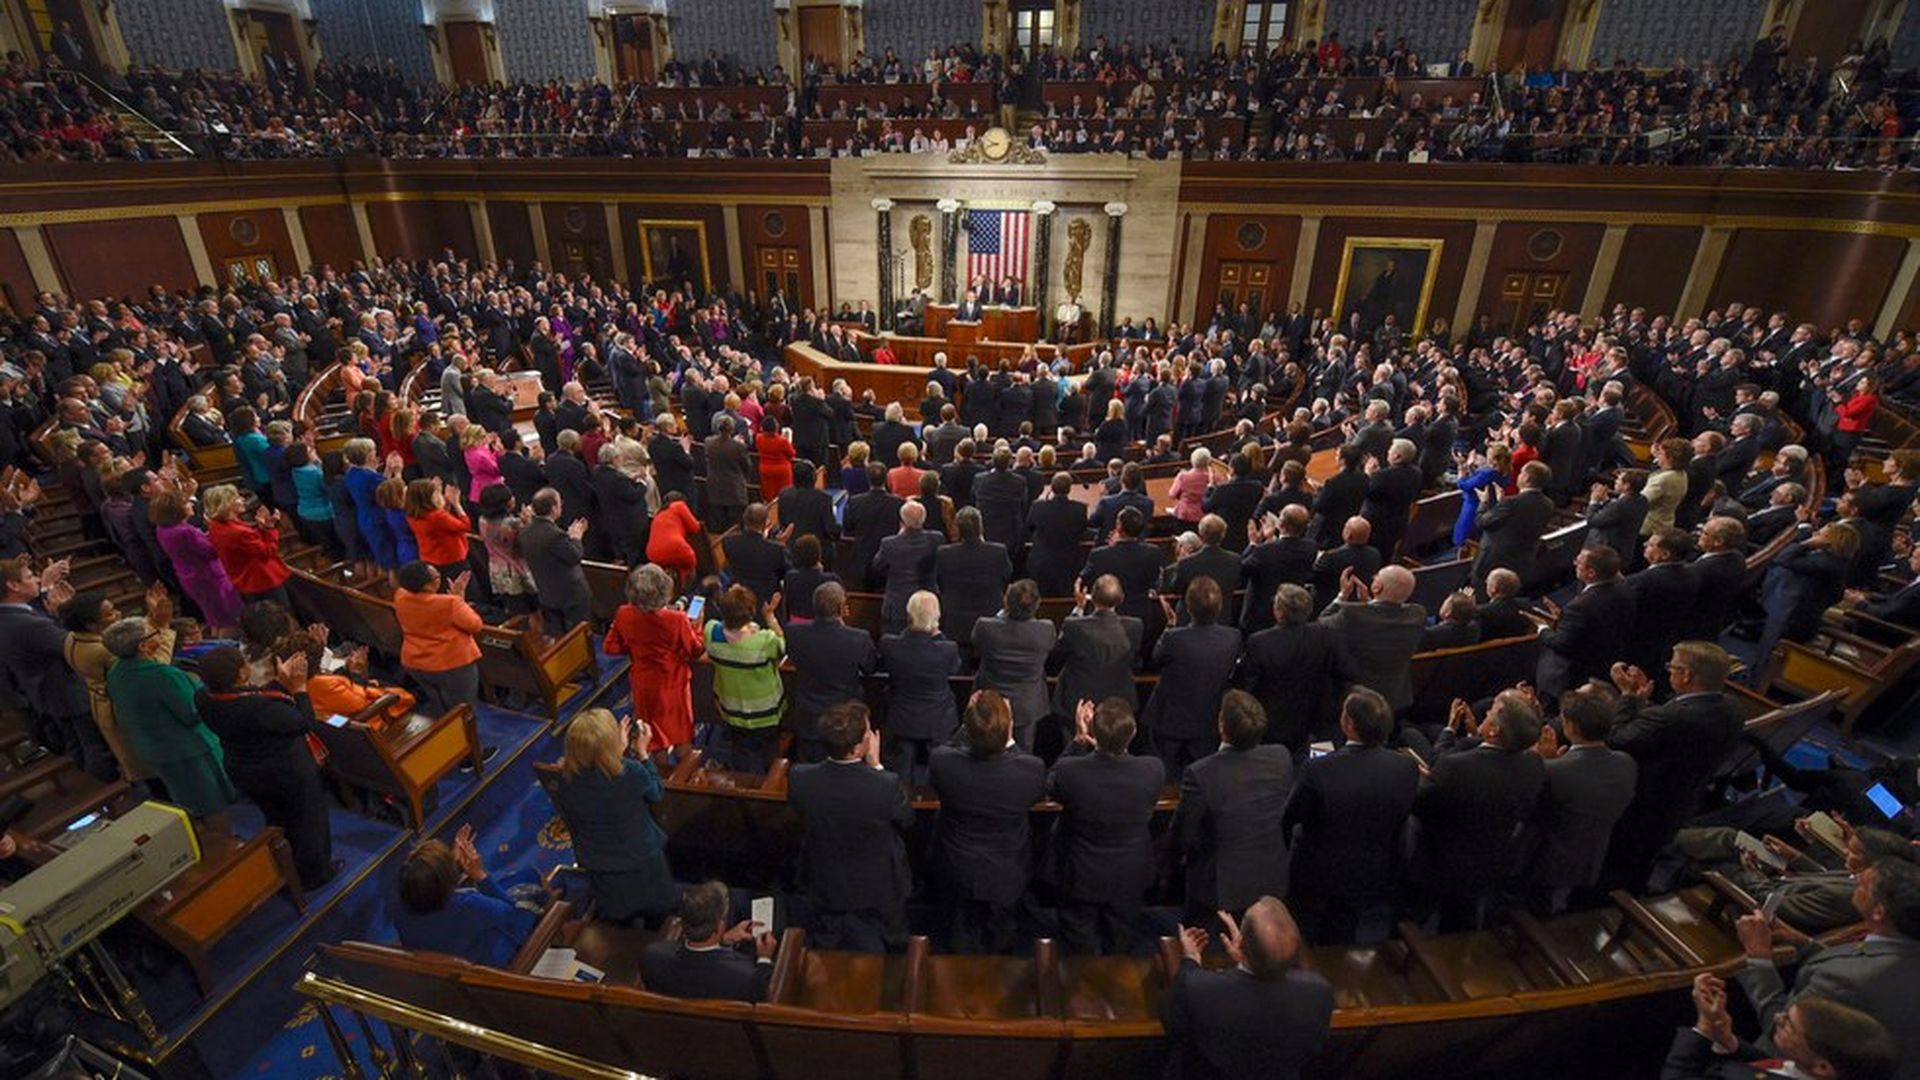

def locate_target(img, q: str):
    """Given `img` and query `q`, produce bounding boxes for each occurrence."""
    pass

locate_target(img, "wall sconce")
[1031,200,1057,215]
[936,198,960,214]
[1103,202,1128,217]
[871,198,895,212]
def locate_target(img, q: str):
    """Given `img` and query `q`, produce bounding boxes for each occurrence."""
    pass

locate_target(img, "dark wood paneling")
[1195,213,1302,321]
[487,200,536,267]
[1709,229,1905,331]
[1602,225,1700,316]
[0,229,36,316]
[365,199,477,263]
[198,208,297,283]
[736,204,815,308]
[45,219,196,300]
[300,203,361,271]
[618,202,729,293]
[1306,217,1477,333]
[540,201,613,280]
[1475,221,1606,316]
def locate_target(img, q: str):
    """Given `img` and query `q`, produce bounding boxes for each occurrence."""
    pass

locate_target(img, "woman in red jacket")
[755,414,796,499]
[1827,374,1879,476]
[204,483,293,609]
[404,477,473,584]
[646,492,704,589]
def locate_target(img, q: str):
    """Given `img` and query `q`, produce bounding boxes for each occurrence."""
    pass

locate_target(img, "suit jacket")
[1047,747,1166,902]
[1310,543,1383,614]
[639,941,771,1002]
[785,620,877,744]
[1239,536,1318,633]
[972,469,1030,549]
[1319,600,1425,712]
[1861,579,1920,629]
[1541,421,1584,497]
[1163,545,1244,626]
[704,435,753,509]
[1584,493,1648,556]
[1625,562,1699,674]
[872,528,943,629]
[1608,692,1746,865]
[1161,962,1333,1080]
[1309,469,1366,546]
[1051,611,1142,715]
[413,431,457,488]
[721,532,790,609]
[543,451,597,527]
[1657,1028,1781,1080]
[1361,463,1423,558]
[1537,578,1637,698]
[1685,551,1750,641]
[1478,596,1536,642]
[970,615,1058,736]
[519,518,590,614]
[1144,624,1243,740]
[650,435,695,502]
[1732,935,1920,1077]
[593,466,651,561]
[1409,740,1546,894]
[843,490,906,589]
[928,745,1048,904]
[1529,744,1638,889]
[1081,539,1167,622]
[1175,745,1295,910]
[878,631,963,741]
[787,759,915,915]
[1280,743,1419,902]
[1204,478,1267,551]
[935,540,1013,644]
[1762,543,1850,641]
[1474,489,1556,582]
[1238,622,1351,750]
[1025,497,1090,595]
[0,603,89,718]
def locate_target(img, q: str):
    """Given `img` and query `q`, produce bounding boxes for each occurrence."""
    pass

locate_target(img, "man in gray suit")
[1050,575,1142,744]
[1526,683,1637,913]
[1318,563,1426,720]
[704,416,752,534]
[871,500,943,635]
[1173,691,1294,922]
[519,487,592,634]
[1731,857,1920,1079]
[971,579,1058,751]
[1472,460,1556,587]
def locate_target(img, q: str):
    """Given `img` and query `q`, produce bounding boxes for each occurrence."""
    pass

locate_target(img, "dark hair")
[397,840,460,915]
[1558,683,1615,742]
[1488,689,1543,751]
[818,701,870,759]
[962,690,1012,757]
[1583,544,1623,579]
[1185,575,1223,624]
[1341,688,1393,745]
[197,645,249,693]
[478,483,514,517]
[397,561,438,592]
[1796,995,1898,1080]
[530,488,562,518]
[1117,506,1146,538]
[1091,698,1136,754]
[239,601,294,653]
[680,880,732,941]
[717,583,758,629]
[1869,857,1920,939]
[793,532,822,569]
[57,589,112,632]
[1003,578,1039,619]
[1218,690,1266,750]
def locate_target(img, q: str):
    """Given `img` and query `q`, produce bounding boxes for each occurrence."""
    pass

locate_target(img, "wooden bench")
[1757,615,1920,735]
[312,701,487,828]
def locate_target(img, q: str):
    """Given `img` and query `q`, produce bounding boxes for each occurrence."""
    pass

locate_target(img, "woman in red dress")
[602,564,704,758]
[645,492,704,587]
[755,415,796,500]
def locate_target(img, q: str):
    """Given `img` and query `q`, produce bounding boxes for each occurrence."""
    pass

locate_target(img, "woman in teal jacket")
[102,617,236,819]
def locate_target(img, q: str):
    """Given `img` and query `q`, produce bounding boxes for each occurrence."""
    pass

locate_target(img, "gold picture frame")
[1331,236,1445,341]
[637,219,711,294]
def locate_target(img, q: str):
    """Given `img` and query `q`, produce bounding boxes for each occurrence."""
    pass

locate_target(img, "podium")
[923,304,1038,346]
[948,320,981,345]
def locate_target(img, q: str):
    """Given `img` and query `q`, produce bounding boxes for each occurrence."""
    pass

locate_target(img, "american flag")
[965,209,1031,286]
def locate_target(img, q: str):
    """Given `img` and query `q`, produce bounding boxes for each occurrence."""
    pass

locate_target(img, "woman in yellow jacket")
[61,583,173,784]
[393,560,484,716]
[1641,437,1692,537]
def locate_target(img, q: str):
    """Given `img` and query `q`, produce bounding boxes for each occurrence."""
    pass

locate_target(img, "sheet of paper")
[531,948,578,980]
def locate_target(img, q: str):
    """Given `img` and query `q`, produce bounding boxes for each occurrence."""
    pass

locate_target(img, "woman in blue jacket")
[549,708,680,926]
[1452,443,1512,547]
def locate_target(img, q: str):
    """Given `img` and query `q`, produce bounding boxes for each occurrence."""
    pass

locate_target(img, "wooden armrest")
[762,759,791,795]
[1812,625,1892,661]
[1834,606,1917,642]
[1701,871,1760,918]
[1508,910,1586,986]
[1033,938,1063,1017]
[765,926,806,1003]
[508,900,575,974]
[901,935,932,1014]
[1394,921,1467,1002]
[1607,890,1706,967]
[348,692,402,725]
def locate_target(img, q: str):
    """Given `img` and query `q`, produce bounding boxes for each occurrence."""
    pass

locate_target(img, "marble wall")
[117,0,240,71]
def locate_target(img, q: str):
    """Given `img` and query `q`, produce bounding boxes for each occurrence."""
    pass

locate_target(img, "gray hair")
[907,590,941,633]
[343,436,377,465]
[101,617,154,660]
[1388,438,1417,464]
[626,564,675,611]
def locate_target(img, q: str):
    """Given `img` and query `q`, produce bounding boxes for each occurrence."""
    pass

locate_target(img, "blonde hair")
[459,424,490,449]
[846,441,870,466]
[201,483,245,521]
[561,708,626,780]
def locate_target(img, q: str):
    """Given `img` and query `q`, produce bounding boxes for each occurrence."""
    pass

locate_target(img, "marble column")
[1031,200,1056,338]
[873,199,896,331]
[938,199,961,304]
[1100,202,1127,335]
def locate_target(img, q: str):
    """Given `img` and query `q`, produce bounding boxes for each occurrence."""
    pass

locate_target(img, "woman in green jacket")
[704,583,786,774]
[102,616,237,822]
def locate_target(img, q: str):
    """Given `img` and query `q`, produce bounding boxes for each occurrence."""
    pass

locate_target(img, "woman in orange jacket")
[393,560,484,715]
[404,477,473,583]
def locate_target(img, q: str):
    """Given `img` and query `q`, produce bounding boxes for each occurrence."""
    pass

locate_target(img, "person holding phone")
[603,565,703,760]
[551,708,681,926]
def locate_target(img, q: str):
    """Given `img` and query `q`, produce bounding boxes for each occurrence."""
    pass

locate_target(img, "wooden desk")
[784,342,1096,419]
[948,320,981,345]
[926,305,1038,344]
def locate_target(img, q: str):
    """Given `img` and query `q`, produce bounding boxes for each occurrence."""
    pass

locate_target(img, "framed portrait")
[1331,237,1444,342]
[638,220,710,293]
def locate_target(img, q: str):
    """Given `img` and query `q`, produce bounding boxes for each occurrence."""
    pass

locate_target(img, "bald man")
[1162,897,1334,1080]
[1318,563,1427,717]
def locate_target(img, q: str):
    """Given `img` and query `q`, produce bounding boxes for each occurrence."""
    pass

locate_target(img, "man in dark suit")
[1409,689,1547,930]
[971,580,1058,750]
[1624,528,1700,685]
[879,591,964,778]
[1238,505,1317,634]
[1540,403,1585,505]
[639,880,777,1002]
[971,447,1029,551]
[1048,698,1166,955]
[1081,507,1167,625]
[1419,590,1483,651]
[1281,689,1420,944]
[1845,544,1920,630]
[871,500,943,634]
[1584,470,1649,556]
[1662,983,1898,1080]
[928,691,1048,953]
[784,582,877,763]
[1476,568,1536,641]
[1311,516,1383,614]
[1090,461,1155,539]
[703,417,753,535]
[922,404,969,465]
[543,431,598,528]
[843,463,905,590]
[1536,545,1636,699]
[719,503,790,609]
[1173,691,1294,919]
[1160,515,1244,627]
[593,451,651,567]
[775,461,838,549]
[954,289,985,322]
[1361,439,1424,562]
[787,703,915,952]
[1201,452,1267,553]
[940,440,983,508]
[1026,473,1091,597]
[1344,402,1394,465]
[1144,576,1243,773]
[1687,516,1751,641]
[1310,446,1368,547]
[1473,461,1557,586]
[1319,563,1425,717]
[1603,642,1747,890]
[1526,684,1637,913]
[413,421,458,491]
[519,488,593,634]
[0,556,111,778]
[790,380,835,474]
[1051,574,1143,739]
[934,507,1012,647]
[499,439,547,510]
[1162,897,1334,1080]
[1238,585,1354,751]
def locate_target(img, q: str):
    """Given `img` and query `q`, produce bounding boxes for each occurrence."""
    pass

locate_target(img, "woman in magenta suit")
[151,490,243,633]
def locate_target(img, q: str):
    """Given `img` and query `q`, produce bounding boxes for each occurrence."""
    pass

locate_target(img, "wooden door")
[613,15,656,83]
[798,6,843,71]
[444,20,491,85]
[1492,270,1567,337]
[558,240,605,280]
[757,246,806,308]
[253,9,305,89]
[1496,0,1567,71]
[24,0,100,69]
[1787,0,1870,67]
[1215,262,1275,318]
